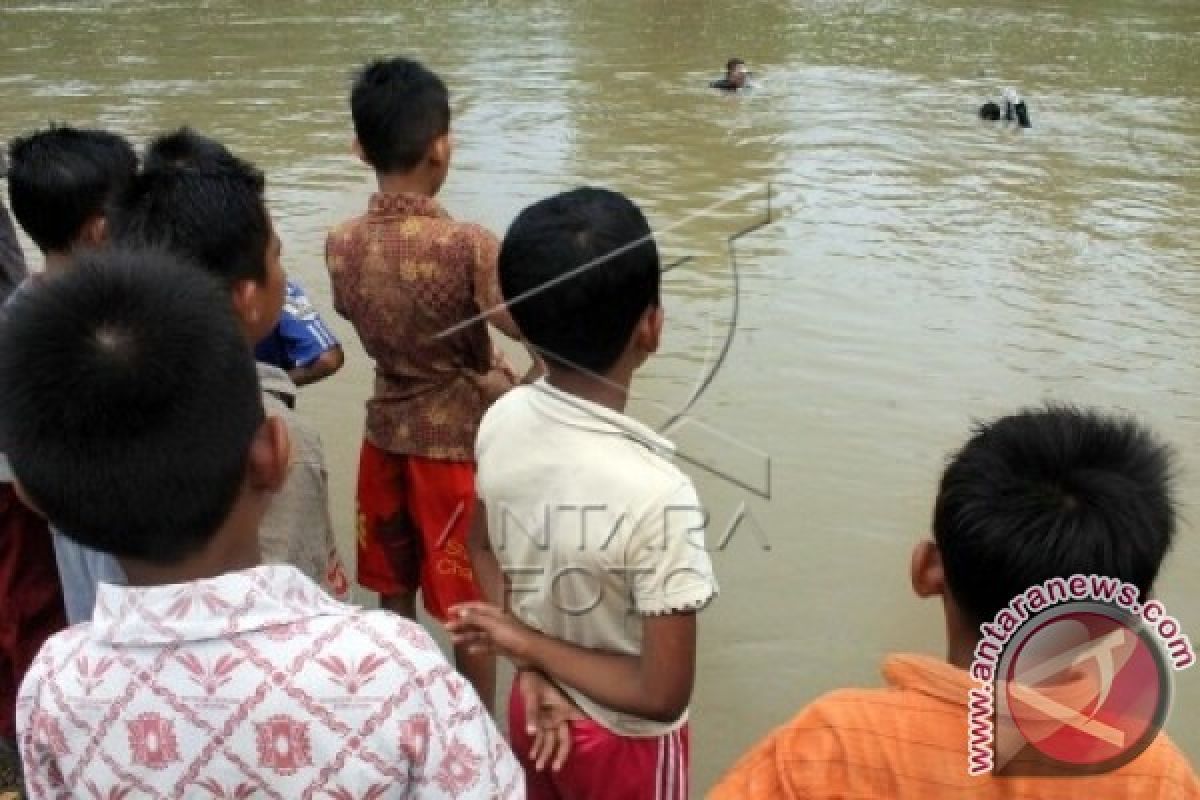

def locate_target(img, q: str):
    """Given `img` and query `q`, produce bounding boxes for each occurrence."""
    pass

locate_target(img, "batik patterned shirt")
[17,565,522,799]
[326,193,512,461]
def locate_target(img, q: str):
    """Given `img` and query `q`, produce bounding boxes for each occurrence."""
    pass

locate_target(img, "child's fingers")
[551,721,572,772]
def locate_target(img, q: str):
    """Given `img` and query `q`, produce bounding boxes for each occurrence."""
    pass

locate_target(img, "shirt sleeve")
[324,224,361,321]
[627,479,718,616]
[274,285,339,369]
[257,409,346,600]
[410,648,524,798]
[0,200,27,305]
[467,225,504,318]
[17,646,64,799]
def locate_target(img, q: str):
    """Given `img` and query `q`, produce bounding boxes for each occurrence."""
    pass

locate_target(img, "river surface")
[2,0,1198,791]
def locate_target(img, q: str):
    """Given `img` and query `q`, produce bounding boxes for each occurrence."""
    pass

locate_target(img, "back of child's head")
[933,405,1176,626]
[110,128,270,287]
[6,125,137,253]
[498,187,660,373]
[351,57,449,173]
[0,248,263,565]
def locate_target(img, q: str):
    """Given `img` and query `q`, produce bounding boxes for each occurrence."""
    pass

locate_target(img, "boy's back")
[711,653,1198,799]
[327,194,502,460]
[477,381,715,735]
[19,565,519,799]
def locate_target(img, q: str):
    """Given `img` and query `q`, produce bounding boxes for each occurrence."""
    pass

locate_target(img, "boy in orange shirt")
[711,406,1198,799]
[326,57,523,705]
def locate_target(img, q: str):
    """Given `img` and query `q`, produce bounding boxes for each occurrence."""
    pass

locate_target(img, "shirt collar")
[91,565,349,645]
[257,361,296,403]
[882,653,975,707]
[368,192,449,220]
[528,378,676,458]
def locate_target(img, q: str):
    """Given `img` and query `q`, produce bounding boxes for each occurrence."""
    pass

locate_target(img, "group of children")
[0,54,1195,799]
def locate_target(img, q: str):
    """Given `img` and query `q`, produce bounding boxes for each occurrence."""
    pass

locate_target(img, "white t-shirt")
[476,380,718,737]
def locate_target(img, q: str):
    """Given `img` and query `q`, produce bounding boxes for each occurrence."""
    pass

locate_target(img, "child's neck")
[546,363,634,414]
[118,505,263,589]
[376,169,439,198]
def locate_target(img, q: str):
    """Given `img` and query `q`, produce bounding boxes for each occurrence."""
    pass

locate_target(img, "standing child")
[449,188,719,800]
[0,127,137,788]
[5,126,139,625]
[6,250,521,798]
[326,57,523,704]
[110,129,349,602]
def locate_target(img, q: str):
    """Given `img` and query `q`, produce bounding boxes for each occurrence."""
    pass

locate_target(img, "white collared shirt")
[476,380,718,737]
[18,565,522,799]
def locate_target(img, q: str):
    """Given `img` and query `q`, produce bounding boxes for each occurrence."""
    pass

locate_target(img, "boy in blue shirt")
[255,279,344,392]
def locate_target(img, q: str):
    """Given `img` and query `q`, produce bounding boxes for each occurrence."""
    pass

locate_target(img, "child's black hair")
[498,187,660,374]
[0,248,263,564]
[933,405,1176,627]
[6,126,137,253]
[351,57,450,174]
[726,58,746,74]
[979,102,1001,121]
[110,128,270,286]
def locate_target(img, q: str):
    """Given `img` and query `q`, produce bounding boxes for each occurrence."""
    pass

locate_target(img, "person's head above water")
[912,405,1176,664]
[350,57,452,196]
[725,58,748,88]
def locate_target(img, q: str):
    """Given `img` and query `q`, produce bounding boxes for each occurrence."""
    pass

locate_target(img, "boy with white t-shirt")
[450,187,718,800]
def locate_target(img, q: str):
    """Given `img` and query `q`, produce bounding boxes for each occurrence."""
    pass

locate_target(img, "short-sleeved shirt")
[326,193,510,462]
[254,279,340,371]
[475,380,718,737]
[17,565,523,799]
[0,200,26,307]
[709,653,1200,799]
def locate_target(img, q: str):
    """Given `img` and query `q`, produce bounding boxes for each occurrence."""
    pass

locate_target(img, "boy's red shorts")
[0,483,66,741]
[509,681,691,800]
[355,440,481,622]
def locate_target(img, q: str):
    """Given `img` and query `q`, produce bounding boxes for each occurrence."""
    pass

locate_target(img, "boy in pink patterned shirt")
[5,250,521,799]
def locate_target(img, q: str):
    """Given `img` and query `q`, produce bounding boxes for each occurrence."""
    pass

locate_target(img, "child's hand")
[446,602,537,668]
[518,670,584,773]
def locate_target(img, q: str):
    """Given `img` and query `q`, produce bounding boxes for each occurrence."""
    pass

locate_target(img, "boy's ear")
[78,215,108,248]
[634,304,664,355]
[429,132,452,168]
[246,416,290,493]
[229,278,261,335]
[911,539,946,599]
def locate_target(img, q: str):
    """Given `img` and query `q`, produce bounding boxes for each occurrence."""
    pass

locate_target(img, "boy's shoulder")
[478,384,692,499]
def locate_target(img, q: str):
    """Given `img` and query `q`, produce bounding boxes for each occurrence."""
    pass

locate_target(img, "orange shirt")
[326,192,511,461]
[709,654,1199,799]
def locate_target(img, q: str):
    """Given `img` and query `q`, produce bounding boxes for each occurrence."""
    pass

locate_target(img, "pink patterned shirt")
[17,565,522,799]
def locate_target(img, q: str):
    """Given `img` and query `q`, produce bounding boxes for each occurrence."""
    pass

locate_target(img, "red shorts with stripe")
[0,484,66,741]
[355,440,481,622]
[509,680,690,800]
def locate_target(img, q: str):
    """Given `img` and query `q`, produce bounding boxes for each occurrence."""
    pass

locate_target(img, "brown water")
[2,0,1198,791]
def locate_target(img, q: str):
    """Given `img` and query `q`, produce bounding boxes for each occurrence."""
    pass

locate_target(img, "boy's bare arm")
[466,500,506,608]
[448,604,697,724]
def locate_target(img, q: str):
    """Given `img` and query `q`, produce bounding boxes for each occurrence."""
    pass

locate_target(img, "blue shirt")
[254,280,339,370]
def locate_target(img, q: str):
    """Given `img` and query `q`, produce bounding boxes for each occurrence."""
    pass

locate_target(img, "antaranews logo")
[967,575,1195,776]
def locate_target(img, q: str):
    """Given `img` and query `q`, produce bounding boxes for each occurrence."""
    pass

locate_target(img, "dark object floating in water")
[980,88,1031,128]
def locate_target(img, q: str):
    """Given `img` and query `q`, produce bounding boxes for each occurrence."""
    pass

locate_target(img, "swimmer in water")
[711,58,748,91]
[980,88,1031,128]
